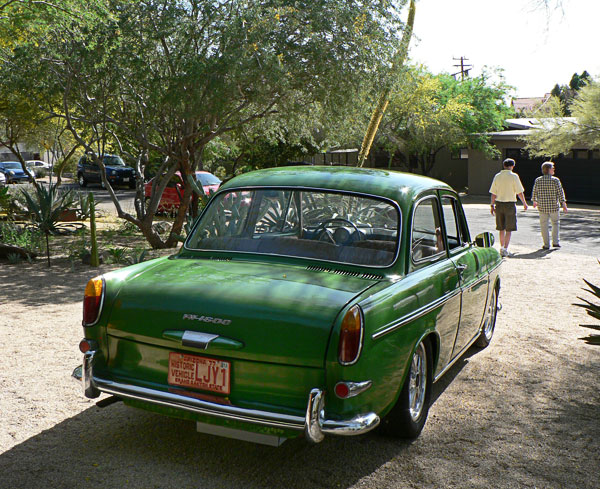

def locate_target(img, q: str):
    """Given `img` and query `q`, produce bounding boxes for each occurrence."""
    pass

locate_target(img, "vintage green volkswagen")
[74,166,501,446]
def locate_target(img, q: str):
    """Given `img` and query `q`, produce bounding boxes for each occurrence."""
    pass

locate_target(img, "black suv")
[77,154,136,189]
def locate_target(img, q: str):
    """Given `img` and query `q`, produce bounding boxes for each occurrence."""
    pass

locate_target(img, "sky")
[408,0,599,99]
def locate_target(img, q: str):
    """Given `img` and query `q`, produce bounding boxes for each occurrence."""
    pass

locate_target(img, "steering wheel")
[314,218,362,245]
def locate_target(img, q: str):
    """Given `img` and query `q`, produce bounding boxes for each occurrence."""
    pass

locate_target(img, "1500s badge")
[183,314,232,325]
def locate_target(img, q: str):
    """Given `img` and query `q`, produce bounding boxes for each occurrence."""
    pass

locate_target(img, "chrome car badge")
[183,314,232,325]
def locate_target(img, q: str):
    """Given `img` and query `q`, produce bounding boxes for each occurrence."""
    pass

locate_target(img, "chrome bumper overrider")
[72,350,380,443]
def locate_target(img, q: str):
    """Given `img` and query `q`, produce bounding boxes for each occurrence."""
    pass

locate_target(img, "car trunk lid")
[106,258,378,368]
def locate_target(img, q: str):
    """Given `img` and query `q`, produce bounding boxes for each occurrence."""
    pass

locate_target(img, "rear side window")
[411,197,445,263]
[441,197,461,249]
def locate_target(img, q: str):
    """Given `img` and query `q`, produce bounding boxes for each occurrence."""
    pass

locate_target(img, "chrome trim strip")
[372,289,461,340]
[464,275,488,292]
[487,261,502,274]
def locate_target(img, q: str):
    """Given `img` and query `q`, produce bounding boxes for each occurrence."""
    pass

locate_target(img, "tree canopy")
[377,67,513,175]
[524,80,600,157]
[1,0,409,247]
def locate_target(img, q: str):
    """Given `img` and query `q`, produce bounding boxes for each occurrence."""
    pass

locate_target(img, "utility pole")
[452,56,472,80]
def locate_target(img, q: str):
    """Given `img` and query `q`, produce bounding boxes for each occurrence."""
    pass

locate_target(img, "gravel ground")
[0,202,599,489]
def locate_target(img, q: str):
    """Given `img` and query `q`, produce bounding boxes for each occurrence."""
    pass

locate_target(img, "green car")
[74,166,501,446]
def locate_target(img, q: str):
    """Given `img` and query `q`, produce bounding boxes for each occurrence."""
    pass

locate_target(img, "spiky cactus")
[573,260,600,345]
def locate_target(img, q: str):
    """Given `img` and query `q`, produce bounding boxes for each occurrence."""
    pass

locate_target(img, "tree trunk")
[357,0,416,167]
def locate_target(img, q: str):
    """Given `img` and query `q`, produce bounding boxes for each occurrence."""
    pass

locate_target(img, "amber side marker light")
[338,305,364,365]
[83,276,104,326]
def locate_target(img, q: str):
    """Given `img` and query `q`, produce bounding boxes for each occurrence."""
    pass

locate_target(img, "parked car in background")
[0,161,34,184]
[0,171,5,186]
[77,154,136,189]
[26,160,53,177]
[74,166,501,446]
[144,171,221,213]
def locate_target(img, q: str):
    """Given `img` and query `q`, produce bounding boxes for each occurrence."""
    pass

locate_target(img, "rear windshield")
[187,188,400,267]
[196,173,221,186]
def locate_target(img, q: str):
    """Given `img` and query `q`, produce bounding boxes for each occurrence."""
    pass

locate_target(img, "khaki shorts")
[495,201,517,231]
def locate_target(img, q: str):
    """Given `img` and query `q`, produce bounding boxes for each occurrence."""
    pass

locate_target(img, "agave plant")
[573,260,600,346]
[21,183,74,266]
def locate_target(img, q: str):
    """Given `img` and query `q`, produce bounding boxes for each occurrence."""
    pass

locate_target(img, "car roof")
[219,166,453,205]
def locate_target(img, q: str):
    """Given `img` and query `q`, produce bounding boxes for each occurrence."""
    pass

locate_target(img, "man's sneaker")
[500,248,508,257]
[552,243,561,248]
[542,245,550,250]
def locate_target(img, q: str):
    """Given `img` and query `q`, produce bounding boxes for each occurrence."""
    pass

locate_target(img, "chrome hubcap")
[483,290,497,341]
[408,342,427,421]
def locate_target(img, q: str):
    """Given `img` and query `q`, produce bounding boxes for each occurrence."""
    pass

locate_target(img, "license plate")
[168,352,230,395]
[123,177,129,182]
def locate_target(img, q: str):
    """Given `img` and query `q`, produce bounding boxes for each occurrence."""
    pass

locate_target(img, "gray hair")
[541,161,554,174]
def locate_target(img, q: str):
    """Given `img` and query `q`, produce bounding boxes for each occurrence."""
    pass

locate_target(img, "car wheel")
[129,180,136,189]
[475,286,498,348]
[379,338,432,439]
[78,173,87,187]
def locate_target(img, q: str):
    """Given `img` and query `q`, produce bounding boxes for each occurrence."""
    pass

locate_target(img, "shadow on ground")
[0,261,117,307]
[1,348,597,489]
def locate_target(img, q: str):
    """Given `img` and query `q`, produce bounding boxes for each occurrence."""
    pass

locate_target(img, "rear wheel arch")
[378,333,434,439]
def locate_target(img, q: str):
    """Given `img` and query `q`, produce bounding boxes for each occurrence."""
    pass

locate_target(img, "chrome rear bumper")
[72,350,379,443]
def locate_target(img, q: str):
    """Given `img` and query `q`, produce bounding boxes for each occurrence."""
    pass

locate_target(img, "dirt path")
[0,205,599,489]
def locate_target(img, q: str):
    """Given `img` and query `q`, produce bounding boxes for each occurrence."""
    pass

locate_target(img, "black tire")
[379,338,433,439]
[129,180,136,189]
[475,286,498,348]
[78,173,87,188]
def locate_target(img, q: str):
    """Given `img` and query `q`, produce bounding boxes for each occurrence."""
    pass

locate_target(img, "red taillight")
[334,382,350,399]
[83,276,104,326]
[79,339,92,353]
[338,305,364,365]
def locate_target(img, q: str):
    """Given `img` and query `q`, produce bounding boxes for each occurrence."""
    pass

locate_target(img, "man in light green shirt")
[489,158,528,257]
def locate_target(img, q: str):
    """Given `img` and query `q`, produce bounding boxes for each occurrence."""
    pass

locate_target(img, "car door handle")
[456,264,468,277]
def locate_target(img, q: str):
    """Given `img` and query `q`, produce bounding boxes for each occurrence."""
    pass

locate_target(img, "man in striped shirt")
[531,161,568,249]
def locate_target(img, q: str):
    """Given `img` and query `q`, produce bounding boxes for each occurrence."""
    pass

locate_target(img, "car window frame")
[439,194,466,252]
[184,185,403,270]
[409,193,448,271]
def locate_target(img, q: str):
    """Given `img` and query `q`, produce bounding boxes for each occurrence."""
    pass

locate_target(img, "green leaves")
[524,81,600,157]
[379,66,513,175]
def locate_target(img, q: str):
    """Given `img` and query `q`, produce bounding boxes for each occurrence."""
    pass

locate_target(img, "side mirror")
[475,232,495,248]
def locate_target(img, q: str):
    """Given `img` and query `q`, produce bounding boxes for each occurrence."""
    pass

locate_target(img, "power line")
[451,56,472,80]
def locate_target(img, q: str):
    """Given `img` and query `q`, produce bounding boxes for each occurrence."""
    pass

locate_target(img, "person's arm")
[517,192,528,210]
[531,180,538,208]
[557,180,567,213]
[490,193,496,215]
[515,176,527,210]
